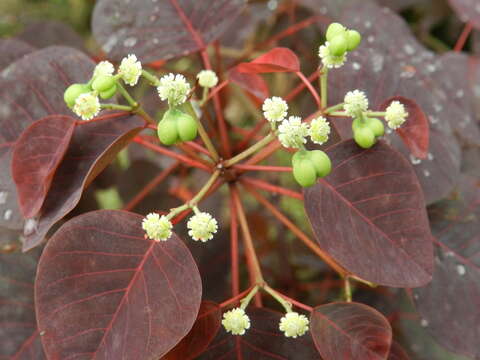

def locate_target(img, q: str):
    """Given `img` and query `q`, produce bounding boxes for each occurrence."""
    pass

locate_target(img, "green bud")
[293,159,317,187]
[99,83,117,100]
[329,34,348,57]
[64,83,90,109]
[308,150,332,178]
[365,117,384,137]
[158,110,180,146]
[346,30,362,51]
[326,22,346,41]
[92,75,117,93]
[353,125,376,149]
[176,110,198,142]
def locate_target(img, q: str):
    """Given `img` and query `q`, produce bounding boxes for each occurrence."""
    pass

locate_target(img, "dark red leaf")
[19,21,85,50]
[412,177,480,359]
[163,301,221,360]
[387,342,410,360]
[92,0,246,63]
[448,0,480,29]
[0,38,35,71]
[379,97,429,159]
[310,302,392,360]
[199,307,321,359]
[237,47,300,73]
[0,46,94,231]
[22,113,144,251]
[304,140,433,287]
[35,210,202,360]
[229,67,270,101]
[0,248,46,360]
[12,116,76,219]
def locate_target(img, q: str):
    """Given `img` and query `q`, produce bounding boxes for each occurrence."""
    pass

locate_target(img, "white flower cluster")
[73,92,100,121]
[157,73,191,107]
[197,70,218,88]
[309,116,331,145]
[344,90,368,117]
[93,61,115,78]
[222,308,251,335]
[141,213,172,242]
[118,54,142,86]
[279,312,310,338]
[187,211,218,242]
[262,96,288,123]
[318,42,347,69]
[278,116,309,149]
[385,100,408,129]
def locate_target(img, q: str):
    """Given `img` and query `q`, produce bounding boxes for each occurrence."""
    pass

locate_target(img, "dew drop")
[420,319,429,327]
[319,6,327,14]
[413,293,419,300]
[409,154,422,165]
[433,103,443,113]
[152,38,159,45]
[0,191,7,204]
[404,44,415,55]
[267,0,278,10]
[429,115,439,124]
[3,209,12,221]
[372,54,384,73]
[123,37,137,48]
[364,21,372,28]
[456,89,464,98]
[427,152,434,161]
[149,15,157,22]
[426,64,436,73]
[367,35,375,43]
[23,219,38,236]
[423,169,430,177]
[456,264,466,276]
[352,62,361,70]
[445,251,454,257]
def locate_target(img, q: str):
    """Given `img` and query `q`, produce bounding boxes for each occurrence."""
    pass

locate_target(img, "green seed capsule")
[64,83,90,109]
[99,84,117,100]
[293,159,317,187]
[366,117,384,137]
[292,150,309,166]
[176,111,198,142]
[346,30,362,51]
[308,150,332,178]
[329,34,348,57]
[353,125,376,149]
[352,117,362,132]
[158,110,180,146]
[92,75,117,92]
[326,22,346,41]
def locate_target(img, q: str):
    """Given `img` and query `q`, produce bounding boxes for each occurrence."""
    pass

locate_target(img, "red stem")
[229,184,240,297]
[241,177,303,200]
[233,164,292,172]
[273,290,313,312]
[286,70,319,103]
[295,71,321,108]
[219,286,254,308]
[183,141,211,156]
[454,22,473,52]
[234,120,268,151]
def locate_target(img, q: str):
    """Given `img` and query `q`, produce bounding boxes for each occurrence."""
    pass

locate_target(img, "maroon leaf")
[199,307,321,359]
[22,113,144,251]
[448,0,480,29]
[12,116,76,219]
[304,140,433,287]
[379,97,429,159]
[163,301,221,360]
[412,178,480,359]
[387,342,410,360]
[92,0,247,63]
[18,21,86,50]
[236,47,300,73]
[0,248,46,360]
[310,302,392,360]
[0,46,94,231]
[228,67,270,102]
[35,210,202,360]
[0,38,35,71]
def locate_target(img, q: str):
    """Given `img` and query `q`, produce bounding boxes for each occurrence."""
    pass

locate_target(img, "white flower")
[309,116,331,145]
[93,61,115,78]
[222,308,251,335]
[118,54,142,86]
[318,42,347,69]
[262,96,288,123]
[279,312,310,338]
[344,90,368,117]
[278,116,309,149]
[385,101,408,129]
[157,73,191,107]
[197,70,218,88]
[73,92,100,121]
[142,213,172,242]
[187,212,218,242]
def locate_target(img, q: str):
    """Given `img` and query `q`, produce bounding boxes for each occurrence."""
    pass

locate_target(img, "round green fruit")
[64,83,90,108]
[176,111,198,142]
[352,117,362,132]
[366,117,384,137]
[346,30,362,51]
[308,150,332,178]
[92,75,117,92]
[293,159,317,188]
[326,22,346,41]
[99,84,117,100]
[157,111,179,146]
[353,126,376,149]
[329,34,348,57]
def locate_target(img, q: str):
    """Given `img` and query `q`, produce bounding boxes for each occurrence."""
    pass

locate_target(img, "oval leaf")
[92,0,246,62]
[237,47,300,73]
[380,97,429,159]
[228,67,269,101]
[12,116,76,219]
[199,307,321,359]
[35,210,202,360]
[310,302,392,360]
[0,38,35,71]
[0,248,46,360]
[22,113,144,251]
[304,140,433,287]
[163,301,221,360]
